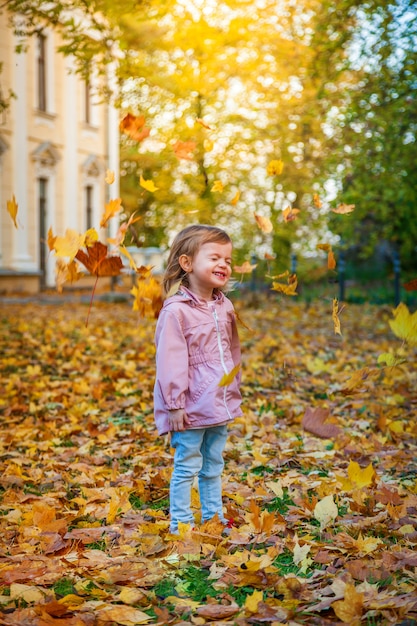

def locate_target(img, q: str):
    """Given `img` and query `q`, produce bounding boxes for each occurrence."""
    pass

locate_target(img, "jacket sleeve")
[154,308,189,410]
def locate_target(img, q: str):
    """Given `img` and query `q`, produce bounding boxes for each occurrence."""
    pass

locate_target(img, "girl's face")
[179,240,233,300]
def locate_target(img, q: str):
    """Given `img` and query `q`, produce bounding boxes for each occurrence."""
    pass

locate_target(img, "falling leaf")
[131,275,163,318]
[75,241,123,277]
[53,229,86,262]
[109,213,142,248]
[347,460,376,489]
[403,277,417,291]
[254,213,273,233]
[173,140,196,160]
[100,198,123,228]
[388,302,417,345]
[332,298,344,335]
[7,195,19,228]
[139,175,159,193]
[267,159,284,176]
[165,279,183,298]
[203,139,214,151]
[196,117,212,129]
[211,180,224,192]
[47,226,57,251]
[271,274,298,296]
[234,261,257,274]
[317,243,336,269]
[105,169,115,184]
[55,258,83,293]
[282,206,300,222]
[377,352,406,367]
[332,203,355,214]
[119,113,150,142]
[314,494,338,530]
[219,363,241,387]
[313,193,322,208]
[231,191,240,205]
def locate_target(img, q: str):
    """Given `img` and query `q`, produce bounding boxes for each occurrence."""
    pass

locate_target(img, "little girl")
[153,224,243,534]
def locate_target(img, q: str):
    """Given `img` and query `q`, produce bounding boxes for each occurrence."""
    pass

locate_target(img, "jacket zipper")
[210,305,233,420]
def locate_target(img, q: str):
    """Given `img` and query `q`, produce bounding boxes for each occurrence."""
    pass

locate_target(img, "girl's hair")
[163,224,232,296]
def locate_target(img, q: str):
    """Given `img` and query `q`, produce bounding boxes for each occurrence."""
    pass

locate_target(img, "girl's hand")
[168,409,191,431]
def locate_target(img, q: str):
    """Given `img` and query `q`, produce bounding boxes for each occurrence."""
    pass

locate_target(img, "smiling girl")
[153,224,242,534]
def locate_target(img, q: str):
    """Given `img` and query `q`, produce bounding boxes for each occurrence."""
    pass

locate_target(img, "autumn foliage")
[0,298,416,625]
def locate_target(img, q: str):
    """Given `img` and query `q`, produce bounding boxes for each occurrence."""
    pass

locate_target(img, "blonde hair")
[163,224,232,296]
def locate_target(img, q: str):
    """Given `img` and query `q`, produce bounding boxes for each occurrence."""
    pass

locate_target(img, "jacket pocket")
[189,365,216,403]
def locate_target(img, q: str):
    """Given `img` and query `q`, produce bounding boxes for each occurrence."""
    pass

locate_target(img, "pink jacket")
[153,286,242,435]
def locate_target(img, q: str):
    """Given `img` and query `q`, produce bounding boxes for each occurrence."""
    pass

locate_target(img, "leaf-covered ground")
[0,297,416,626]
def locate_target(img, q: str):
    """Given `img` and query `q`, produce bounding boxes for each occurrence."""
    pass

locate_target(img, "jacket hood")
[163,285,225,308]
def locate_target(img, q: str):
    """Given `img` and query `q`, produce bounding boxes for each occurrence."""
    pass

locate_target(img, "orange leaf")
[119,113,150,142]
[231,191,240,205]
[282,206,300,222]
[331,203,355,214]
[328,249,336,270]
[313,193,322,208]
[173,140,196,160]
[75,241,123,277]
[254,213,273,233]
[100,198,123,228]
[47,227,57,252]
[7,195,19,228]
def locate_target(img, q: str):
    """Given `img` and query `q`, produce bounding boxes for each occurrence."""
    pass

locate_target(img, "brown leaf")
[302,407,342,438]
[75,241,123,276]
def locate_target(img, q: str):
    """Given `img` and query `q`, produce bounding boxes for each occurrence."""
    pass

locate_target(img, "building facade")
[0,13,119,293]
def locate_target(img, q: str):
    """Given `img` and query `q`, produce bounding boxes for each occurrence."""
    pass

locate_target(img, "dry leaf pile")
[0,298,416,626]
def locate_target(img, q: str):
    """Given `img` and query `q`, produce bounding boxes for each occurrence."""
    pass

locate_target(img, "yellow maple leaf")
[388,302,417,346]
[211,180,224,192]
[219,363,241,387]
[105,169,115,184]
[53,229,86,262]
[267,159,284,176]
[139,174,159,193]
[100,198,123,228]
[7,195,19,228]
[354,532,383,554]
[244,590,263,613]
[348,460,376,489]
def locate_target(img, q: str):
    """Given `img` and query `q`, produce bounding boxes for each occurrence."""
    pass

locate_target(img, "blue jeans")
[169,425,228,532]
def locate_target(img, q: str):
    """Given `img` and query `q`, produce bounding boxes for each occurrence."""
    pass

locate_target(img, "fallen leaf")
[254,213,273,233]
[314,495,338,530]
